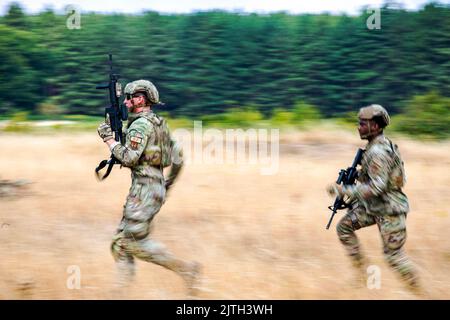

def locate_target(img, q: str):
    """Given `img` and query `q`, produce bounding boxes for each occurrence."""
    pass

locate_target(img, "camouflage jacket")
[342,134,409,216]
[111,110,183,185]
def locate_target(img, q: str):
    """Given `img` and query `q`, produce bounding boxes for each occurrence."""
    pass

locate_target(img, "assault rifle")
[326,148,364,229]
[95,54,128,181]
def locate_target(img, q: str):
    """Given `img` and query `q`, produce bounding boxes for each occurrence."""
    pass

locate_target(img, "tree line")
[0,2,449,121]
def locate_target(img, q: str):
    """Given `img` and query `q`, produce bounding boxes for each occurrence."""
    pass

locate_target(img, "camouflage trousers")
[336,203,418,287]
[110,176,191,286]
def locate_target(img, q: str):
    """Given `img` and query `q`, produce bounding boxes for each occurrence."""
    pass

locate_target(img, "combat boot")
[404,276,431,299]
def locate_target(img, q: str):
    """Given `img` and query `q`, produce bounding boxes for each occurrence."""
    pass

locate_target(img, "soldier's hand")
[97,122,113,142]
[327,183,343,197]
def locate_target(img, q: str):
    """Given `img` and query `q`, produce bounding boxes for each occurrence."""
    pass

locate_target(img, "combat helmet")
[124,80,159,104]
[358,104,390,128]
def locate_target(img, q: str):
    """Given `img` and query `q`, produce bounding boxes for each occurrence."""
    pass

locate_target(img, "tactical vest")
[359,136,406,190]
[140,112,173,168]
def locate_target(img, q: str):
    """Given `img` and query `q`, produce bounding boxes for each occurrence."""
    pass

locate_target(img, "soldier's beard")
[127,102,146,114]
[127,104,150,125]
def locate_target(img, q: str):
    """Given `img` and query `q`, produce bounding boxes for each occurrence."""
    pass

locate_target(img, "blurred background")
[0,0,448,137]
[0,1,449,300]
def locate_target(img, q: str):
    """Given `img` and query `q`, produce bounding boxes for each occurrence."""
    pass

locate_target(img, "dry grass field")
[0,128,449,299]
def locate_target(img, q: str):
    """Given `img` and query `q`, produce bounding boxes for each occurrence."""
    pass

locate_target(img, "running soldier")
[327,104,422,295]
[97,80,200,296]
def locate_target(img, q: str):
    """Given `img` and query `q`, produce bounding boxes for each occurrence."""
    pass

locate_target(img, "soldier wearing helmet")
[97,79,201,296]
[327,104,422,295]
[357,104,390,139]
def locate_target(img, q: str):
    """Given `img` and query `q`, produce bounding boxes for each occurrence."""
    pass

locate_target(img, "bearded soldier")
[97,80,200,295]
[327,104,422,294]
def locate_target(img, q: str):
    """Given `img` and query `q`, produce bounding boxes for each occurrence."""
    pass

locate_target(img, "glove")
[97,122,113,142]
[327,183,344,197]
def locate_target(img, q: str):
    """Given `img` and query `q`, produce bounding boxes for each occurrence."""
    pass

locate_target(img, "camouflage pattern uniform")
[336,108,419,289]
[107,81,199,291]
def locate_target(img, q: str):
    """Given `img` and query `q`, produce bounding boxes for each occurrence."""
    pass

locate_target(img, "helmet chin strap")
[367,122,372,137]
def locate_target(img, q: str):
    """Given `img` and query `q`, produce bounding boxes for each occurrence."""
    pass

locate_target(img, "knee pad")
[111,232,128,262]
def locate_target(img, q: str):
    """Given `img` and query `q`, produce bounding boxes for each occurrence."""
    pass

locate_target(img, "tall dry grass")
[0,129,448,299]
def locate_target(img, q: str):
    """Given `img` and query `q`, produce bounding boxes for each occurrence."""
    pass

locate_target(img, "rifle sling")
[95,155,118,181]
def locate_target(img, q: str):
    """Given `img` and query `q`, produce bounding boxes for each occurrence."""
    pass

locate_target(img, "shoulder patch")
[128,130,145,150]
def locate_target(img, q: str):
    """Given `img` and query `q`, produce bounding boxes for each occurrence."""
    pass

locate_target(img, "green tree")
[393,91,450,139]
[3,2,27,29]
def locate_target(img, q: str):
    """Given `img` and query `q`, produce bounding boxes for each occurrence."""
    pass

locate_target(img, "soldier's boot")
[150,257,202,297]
[400,271,431,298]
[406,279,426,297]
[152,258,202,297]
[384,248,429,298]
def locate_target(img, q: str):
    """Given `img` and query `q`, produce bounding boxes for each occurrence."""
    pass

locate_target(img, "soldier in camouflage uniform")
[327,104,421,293]
[97,80,200,295]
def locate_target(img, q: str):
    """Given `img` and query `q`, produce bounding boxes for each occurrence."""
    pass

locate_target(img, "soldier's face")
[124,95,145,112]
[358,119,370,139]
[124,95,134,108]
[358,119,379,139]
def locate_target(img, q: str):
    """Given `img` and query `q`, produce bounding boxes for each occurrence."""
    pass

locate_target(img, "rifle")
[326,148,364,229]
[95,54,128,181]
